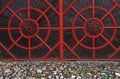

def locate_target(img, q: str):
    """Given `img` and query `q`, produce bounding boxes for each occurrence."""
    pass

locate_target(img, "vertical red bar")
[28,38,31,59]
[59,0,63,60]
[28,0,30,19]
[92,37,95,58]
[92,0,95,18]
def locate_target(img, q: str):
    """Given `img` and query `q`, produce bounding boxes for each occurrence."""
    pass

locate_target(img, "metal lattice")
[0,0,120,60]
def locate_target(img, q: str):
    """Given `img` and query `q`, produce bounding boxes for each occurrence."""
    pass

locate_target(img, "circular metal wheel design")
[72,7,116,50]
[8,8,50,50]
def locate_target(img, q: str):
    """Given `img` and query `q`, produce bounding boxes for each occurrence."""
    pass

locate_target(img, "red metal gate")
[0,0,120,60]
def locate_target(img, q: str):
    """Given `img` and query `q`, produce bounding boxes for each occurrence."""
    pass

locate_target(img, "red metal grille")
[0,0,120,60]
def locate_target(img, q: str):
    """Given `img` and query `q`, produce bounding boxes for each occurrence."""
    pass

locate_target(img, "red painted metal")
[0,0,120,60]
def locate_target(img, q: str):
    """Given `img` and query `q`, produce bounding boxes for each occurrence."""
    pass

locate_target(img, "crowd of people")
[0,61,120,79]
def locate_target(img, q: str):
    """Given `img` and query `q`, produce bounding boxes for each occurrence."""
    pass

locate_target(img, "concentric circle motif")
[8,8,51,50]
[19,19,39,38]
[84,18,104,38]
[72,7,116,50]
